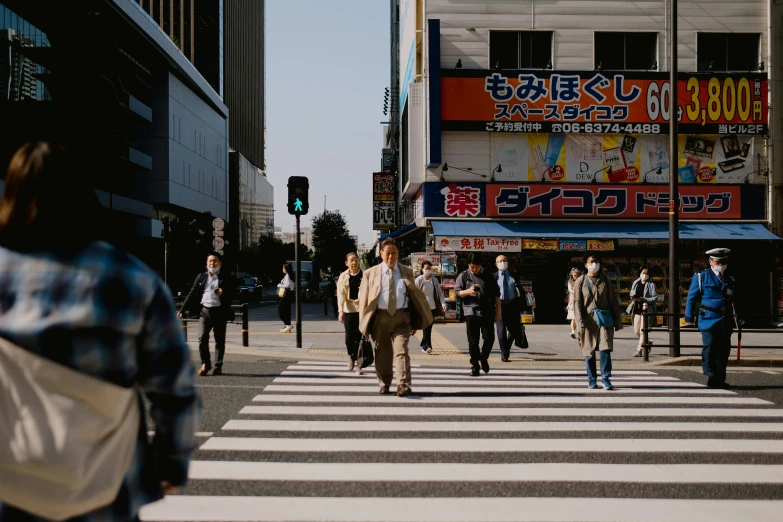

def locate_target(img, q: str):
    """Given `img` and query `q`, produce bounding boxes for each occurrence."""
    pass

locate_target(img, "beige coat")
[573,273,622,356]
[336,269,361,313]
[358,262,433,337]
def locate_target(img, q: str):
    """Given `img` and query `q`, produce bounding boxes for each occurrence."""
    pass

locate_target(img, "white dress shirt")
[378,262,408,310]
[200,273,222,308]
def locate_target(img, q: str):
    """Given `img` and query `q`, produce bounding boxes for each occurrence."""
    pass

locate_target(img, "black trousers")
[420,321,434,348]
[199,306,227,368]
[278,296,292,326]
[332,295,339,317]
[466,314,495,369]
[343,312,361,360]
[496,300,521,359]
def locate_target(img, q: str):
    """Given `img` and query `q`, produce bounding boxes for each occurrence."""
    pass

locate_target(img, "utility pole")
[295,215,302,348]
[288,176,309,349]
[668,0,681,357]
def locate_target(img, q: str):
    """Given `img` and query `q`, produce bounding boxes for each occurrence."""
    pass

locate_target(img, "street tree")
[311,210,357,276]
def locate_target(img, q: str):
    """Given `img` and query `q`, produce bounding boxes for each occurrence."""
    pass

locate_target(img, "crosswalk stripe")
[262,384,735,394]
[273,377,704,387]
[292,365,657,375]
[140,496,783,522]
[298,361,423,367]
[221,419,783,433]
[237,406,783,418]
[281,370,681,381]
[199,437,783,454]
[187,461,783,483]
[251,394,772,405]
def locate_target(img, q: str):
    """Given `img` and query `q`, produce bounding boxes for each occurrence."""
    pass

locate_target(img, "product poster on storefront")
[490,133,755,184]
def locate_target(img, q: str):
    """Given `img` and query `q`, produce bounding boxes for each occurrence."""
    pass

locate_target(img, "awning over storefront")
[431,221,781,241]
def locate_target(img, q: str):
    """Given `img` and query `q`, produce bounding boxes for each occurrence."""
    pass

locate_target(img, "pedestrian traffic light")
[287,176,309,216]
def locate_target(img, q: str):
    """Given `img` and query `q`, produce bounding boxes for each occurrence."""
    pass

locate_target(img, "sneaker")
[570,332,576,339]
[279,327,288,332]
[348,359,355,371]
[480,359,490,374]
[588,380,597,389]
[421,347,429,354]
[355,366,363,375]
[633,350,643,357]
[285,325,294,333]
[426,346,433,354]
[602,378,614,391]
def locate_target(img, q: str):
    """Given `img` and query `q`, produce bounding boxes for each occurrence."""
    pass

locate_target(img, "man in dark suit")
[178,251,236,376]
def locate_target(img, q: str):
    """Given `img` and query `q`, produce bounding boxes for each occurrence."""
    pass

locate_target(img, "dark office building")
[224,0,265,170]
[136,0,223,98]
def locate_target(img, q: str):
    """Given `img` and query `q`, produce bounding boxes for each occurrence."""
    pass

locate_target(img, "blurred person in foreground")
[0,142,200,522]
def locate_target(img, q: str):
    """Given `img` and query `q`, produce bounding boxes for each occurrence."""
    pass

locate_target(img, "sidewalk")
[191,302,783,367]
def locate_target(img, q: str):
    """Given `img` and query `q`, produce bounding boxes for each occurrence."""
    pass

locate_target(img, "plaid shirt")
[0,241,200,522]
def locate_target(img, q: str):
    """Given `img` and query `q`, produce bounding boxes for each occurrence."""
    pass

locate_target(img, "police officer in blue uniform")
[684,248,736,389]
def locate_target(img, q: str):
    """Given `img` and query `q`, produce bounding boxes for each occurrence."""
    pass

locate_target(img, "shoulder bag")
[0,337,139,521]
[585,277,614,328]
[357,336,375,368]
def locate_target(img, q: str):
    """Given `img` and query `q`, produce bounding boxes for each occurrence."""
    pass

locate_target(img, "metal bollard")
[324,293,328,316]
[642,303,649,362]
[181,319,188,341]
[242,303,249,347]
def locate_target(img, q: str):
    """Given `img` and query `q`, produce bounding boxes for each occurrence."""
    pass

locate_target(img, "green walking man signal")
[287,176,309,215]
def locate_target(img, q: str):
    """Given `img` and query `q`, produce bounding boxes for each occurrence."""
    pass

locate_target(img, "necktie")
[718,273,724,284]
[387,268,396,315]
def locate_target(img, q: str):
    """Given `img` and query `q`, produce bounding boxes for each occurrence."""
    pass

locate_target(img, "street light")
[668,0,681,357]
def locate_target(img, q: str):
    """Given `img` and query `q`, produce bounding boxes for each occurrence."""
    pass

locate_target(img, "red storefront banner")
[485,184,742,219]
[441,71,768,135]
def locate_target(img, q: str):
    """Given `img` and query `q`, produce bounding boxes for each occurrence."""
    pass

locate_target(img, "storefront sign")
[587,240,615,252]
[559,240,587,252]
[441,71,768,135]
[490,132,754,184]
[436,236,522,252]
[373,172,396,230]
[486,184,743,219]
[424,182,764,220]
[523,239,559,251]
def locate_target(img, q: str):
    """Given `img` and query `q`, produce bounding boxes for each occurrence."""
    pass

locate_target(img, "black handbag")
[357,336,375,368]
[515,323,529,349]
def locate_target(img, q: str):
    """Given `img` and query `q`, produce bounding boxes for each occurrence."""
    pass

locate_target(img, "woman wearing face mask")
[277,263,295,333]
[573,255,622,390]
[566,268,581,339]
[630,265,658,357]
[415,261,448,354]
[338,252,364,372]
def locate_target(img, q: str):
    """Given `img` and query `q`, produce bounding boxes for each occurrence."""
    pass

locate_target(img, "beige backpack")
[0,336,139,520]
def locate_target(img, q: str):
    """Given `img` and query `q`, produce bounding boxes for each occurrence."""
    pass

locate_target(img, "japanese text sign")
[486,184,742,219]
[523,240,559,251]
[436,236,522,252]
[559,240,587,252]
[373,172,397,230]
[441,70,768,135]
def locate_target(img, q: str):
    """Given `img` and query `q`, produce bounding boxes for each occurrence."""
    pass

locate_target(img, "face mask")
[497,262,509,271]
[713,264,726,274]
[207,266,220,275]
[423,270,432,276]
[640,274,649,282]
[587,263,600,273]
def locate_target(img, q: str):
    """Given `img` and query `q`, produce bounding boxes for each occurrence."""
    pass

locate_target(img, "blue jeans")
[585,350,612,384]
[701,321,732,382]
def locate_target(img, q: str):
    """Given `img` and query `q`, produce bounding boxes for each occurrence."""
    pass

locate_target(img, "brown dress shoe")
[198,363,211,376]
[212,367,223,376]
[379,385,390,395]
[396,386,412,397]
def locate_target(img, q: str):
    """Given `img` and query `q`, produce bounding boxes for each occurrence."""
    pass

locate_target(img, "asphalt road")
[140,355,783,522]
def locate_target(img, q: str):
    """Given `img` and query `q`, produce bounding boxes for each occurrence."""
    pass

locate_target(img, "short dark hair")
[208,251,223,262]
[585,255,601,264]
[283,263,294,276]
[467,252,484,265]
[345,252,358,260]
[380,238,398,251]
[421,260,432,268]
[638,264,649,277]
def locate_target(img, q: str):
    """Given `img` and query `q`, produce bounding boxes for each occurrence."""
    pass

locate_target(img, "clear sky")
[265,0,389,245]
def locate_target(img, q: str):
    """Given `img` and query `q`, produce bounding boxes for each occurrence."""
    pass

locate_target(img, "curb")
[650,356,783,368]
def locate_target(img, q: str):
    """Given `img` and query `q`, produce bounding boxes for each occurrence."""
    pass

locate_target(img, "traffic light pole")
[295,214,303,348]
[668,0,681,357]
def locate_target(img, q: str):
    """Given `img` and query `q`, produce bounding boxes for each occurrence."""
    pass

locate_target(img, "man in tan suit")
[359,238,432,396]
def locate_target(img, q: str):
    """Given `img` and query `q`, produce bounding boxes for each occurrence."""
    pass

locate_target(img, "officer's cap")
[706,248,730,260]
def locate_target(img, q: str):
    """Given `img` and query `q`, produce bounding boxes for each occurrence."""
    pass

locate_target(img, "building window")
[697,33,760,72]
[594,32,657,70]
[489,31,553,70]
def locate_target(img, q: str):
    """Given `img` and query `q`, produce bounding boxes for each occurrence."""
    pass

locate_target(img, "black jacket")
[180,270,236,321]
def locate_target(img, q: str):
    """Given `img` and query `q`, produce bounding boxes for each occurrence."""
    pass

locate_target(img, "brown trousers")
[372,309,412,389]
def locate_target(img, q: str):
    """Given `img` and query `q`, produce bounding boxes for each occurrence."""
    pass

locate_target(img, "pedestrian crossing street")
[141,361,783,522]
